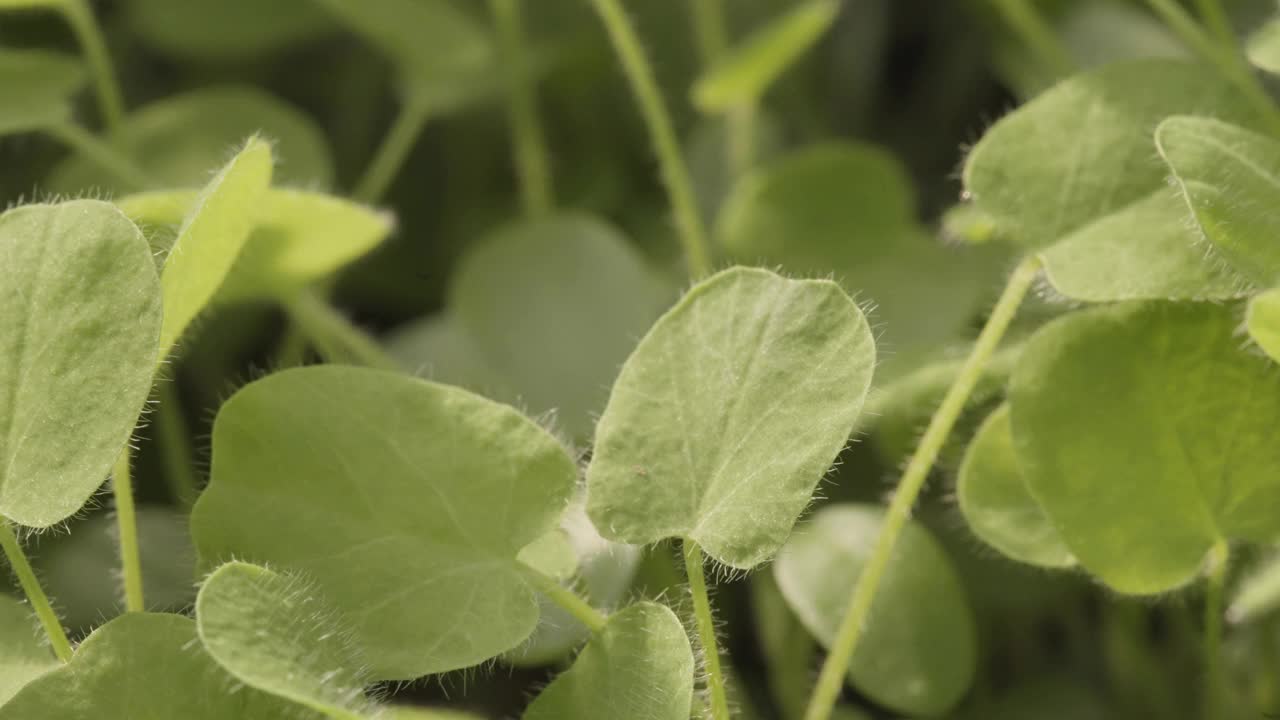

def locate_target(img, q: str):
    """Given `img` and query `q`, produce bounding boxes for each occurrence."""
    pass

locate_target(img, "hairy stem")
[1204,540,1230,720]
[57,0,125,133]
[520,563,607,633]
[156,382,198,510]
[284,289,401,372]
[989,0,1074,79]
[353,100,432,204]
[0,521,72,662]
[112,447,145,613]
[683,539,731,720]
[804,255,1042,720]
[44,123,152,190]
[588,0,713,278]
[490,0,554,218]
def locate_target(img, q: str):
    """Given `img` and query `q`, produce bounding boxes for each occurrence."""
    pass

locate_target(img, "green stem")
[588,0,714,278]
[57,0,125,133]
[0,521,72,662]
[156,382,198,510]
[489,0,554,218]
[520,563,607,633]
[44,123,152,190]
[726,103,756,177]
[1204,540,1230,720]
[1193,0,1234,47]
[803,255,1042,720]
[272,324,311,370]
[112,447,144,613]
[989,0,1074,79]
[283,289,401,372]
[1145,0,1280,137]
[353,100,432,204]
[683,539,731,720]
[690,0,729,66]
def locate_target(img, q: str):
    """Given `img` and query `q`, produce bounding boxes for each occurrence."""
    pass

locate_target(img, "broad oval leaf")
[124,0,334,61]
[0,200,160,527]
[691,0,839,112]
[385,312,510,398]
[191,365,578,679]
[1227,552,1280,624]
[0,49,84,135]
[958,404,1074,568]
[0,613,310,719]
[586,267,876,569]
[49,86,332,192]
[774,503,977,716]
[157,137,273,358]
[197,562,375,718]
[0,594,57,705]
[522,602,694,720]
[1247,287,1280,363]
[1157,116,1280,287]
[1011,302,1280,594]
[1248,16,1280,74]
[450,213,673,439]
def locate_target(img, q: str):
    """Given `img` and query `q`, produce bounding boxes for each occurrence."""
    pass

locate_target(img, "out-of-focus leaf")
[0,49,84,135]
[0,594,57,705]
[124,0,334,61]
[1247,287,1280,363]
[1248,16,1280,74]
[1228,552,1280,624]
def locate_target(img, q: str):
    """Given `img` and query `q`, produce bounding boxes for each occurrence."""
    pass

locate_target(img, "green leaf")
[1247,16,1280,74]
[691,0,839,112]
[191,365,578,679]
[718,143,1000,375]
[522,602,694,720]
[197,561,374,718]
[315,0,497,110]
[124,0,334,61]
[0,594,57,705]
[0,49,84,135]
[385,312,510,397]
[1010,302,1280,594]
[586,267,876,569]
[0,613,310,719]
[450,213,673,439]
[156,137,273,358]
[958,404,1074,568]
[1247,287,1280,363]
[49,86,333,192]
[774,503,977,716]
[517,529,578,581]
[1157,115,1280,287]
[0,200,160,527]
[1227,551,1280,624]
[964,60,1259,250]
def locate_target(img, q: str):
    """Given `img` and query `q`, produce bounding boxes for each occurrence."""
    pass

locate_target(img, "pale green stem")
[688,0,757,178]
[726,103,756,177]
[1194,0,1234,47]
[57,0,125,133]
[272,324,311,370]
[353,100,432,204]
[0,521,72,662]
[489,0,554,218]
[44,123,152,190]
[283,289,401,372]
[112,447,144,613]
[690,0,729,66]
[156,382,198,510]
[1145,0,1280,137]
[683,539,731,720]
[804,255,1043,720]
[588,0,713,278]
[1204,540,1230,720]
[520,563,607,633]
[989,0,1074,78]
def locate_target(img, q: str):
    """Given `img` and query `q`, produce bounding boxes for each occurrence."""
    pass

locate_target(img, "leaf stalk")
[0,520,73,662]
[1204,540,1230,720]
[353,100,432,204]
[683,539,732,720]
[112,446,145,613]
[489,0,554,218]
[520,563,608,633]
[283,289,402,372]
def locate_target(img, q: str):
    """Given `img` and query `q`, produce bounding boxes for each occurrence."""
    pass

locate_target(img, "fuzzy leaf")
[0,613,310,719]
[517,530,578,581]
[156,137,273,358]
[691,0,839,112]
[587,267,875,569]
[124,0,334,61]
[191,365,578,679]
[0,201,160,527]
[0,594,57,705]
[197,561,374,718]
[1247,287,1280,363]
[774,504,977,716]
[1157,115,1280,287]
[1011,302,1280,594]
[450,213,673,439]
[0,49,84,135]
[958,404,1074,568]
[1248,16,1280,74]
[522,602,694,720]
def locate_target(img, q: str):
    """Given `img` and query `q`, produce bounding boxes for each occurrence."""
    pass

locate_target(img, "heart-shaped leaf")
[0,200,160,527]
[0,613,309,719]
[958,404,1074,568]
[774,503,977,716]
[0,594,58,705]
[191,365,578,679]
[124,0,334,61]
[1247,287,1280,364]
[1010,301,1280,594]
[522,602,694,720]
[586,267,875,569]
[0,49,84,135]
